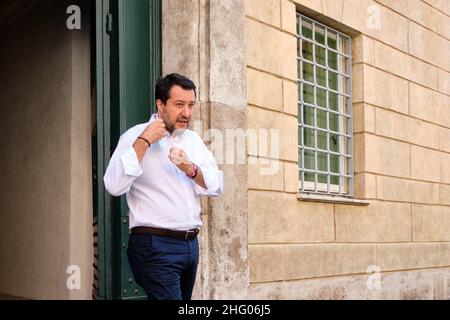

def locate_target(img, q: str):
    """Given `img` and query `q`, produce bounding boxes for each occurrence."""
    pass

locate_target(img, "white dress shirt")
[103,114,224,231]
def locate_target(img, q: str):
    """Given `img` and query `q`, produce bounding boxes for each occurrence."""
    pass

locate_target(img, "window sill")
[297,193,370,206]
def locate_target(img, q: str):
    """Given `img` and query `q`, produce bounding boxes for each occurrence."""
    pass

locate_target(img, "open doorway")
[0,0,93,299]
[0,0,161,300]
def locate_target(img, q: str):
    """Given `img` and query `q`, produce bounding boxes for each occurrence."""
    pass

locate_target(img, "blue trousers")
[127,232,199,300]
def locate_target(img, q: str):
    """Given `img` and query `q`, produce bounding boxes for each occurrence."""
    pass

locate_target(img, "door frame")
[93,0,161,300]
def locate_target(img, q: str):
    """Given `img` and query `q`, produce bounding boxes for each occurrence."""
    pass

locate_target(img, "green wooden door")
[93,0,161,300]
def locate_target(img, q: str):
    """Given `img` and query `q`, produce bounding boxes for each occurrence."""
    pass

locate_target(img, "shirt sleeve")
[192,139,224,197]
[103,131,143,197]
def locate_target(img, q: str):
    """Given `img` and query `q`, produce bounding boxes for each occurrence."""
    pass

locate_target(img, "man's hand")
[169,147,207,189]
[133,119,168,162]
[169,147,194,175]
[140,119,168,145]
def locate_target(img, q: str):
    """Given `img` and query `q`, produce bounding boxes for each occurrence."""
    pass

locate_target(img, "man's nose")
[182,106,192,118]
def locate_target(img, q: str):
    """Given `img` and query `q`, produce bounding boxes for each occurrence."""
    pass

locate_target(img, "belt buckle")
[185,229,197,240]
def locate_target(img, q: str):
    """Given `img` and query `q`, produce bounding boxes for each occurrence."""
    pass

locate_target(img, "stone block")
[247,68,283,111]
[438,69,450,96]
[411,145,442,183]
[412,204,450,241]
[409,83,450,128]
[364,134,410,178]
[342,0,408,51]
[248,156,284,191]
[376,175,440,204]
[283,79,298,116]
[335,201,411,242]
[375,108,439,149]
[245,0,280,28]
[354,172,376,199]
[376,243,446,271]
[248,190,335,243]
[249,243,377,282]
[354,103,375,133]
[408,21,449,70]
[376,0,438,31]
[284,161,300,193]
[438,127,450,153]
[281,0,297,34]
[439,184,450,205]
[364,65,409,114]
[246,18,297,81]
[247,106,298,162]
[292,0,322,13]
[352,35,375,65]
[437,11,450,39]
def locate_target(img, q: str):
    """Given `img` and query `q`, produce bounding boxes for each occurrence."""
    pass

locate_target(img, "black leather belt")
[132,226,199,240]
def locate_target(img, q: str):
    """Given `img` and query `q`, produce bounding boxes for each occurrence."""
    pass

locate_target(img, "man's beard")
[161,114,189,134]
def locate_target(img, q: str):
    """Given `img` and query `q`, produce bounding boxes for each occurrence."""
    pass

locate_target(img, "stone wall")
[246,0,450,299]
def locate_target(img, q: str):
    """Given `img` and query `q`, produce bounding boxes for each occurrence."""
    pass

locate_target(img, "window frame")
[296,13,354,197]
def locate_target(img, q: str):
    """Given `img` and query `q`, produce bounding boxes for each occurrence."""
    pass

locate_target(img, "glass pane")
[315,24,325,45]
[316,45,326,66]
[330,134,339,152]
[301,18,313,39]
[339,36,350,55]
[317,152,327,172]
[342,136,349,154]
[339,75,349,95]
[317,109,327,129]
[316,66,326,87]
[302,62,314,83]
[302,40,313,61]
[305,172,315,183]
[304,150,315,170]
[340,95,350,115]
[330,154,340,172]
[339,55,349,75]
[327,30,337,50]
[302,83,314,104]
[339,116,348,134]
[317,130,327,150]
[330,113,339,132]
[303,105,315,126]
[328,50,338,70]
[318,173,328,184]
[342,177,349,193]
[304,128,315,148]
[329,71,338,91]
[316,87,327,108]
[329,92,338,111]
[330,175,339,185]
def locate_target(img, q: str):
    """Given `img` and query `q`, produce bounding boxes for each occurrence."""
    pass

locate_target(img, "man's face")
[157,85,196,134]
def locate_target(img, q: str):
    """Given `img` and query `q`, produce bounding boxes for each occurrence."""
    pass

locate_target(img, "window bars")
[297,14,354,196]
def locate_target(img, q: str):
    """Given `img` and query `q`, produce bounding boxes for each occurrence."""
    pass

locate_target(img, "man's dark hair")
[155,73,197,104]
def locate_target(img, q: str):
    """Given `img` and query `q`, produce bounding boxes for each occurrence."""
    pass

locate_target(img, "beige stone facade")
[243,0,450,299]
[0,0,447,300]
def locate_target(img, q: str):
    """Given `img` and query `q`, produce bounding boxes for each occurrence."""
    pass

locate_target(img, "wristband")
[186,164,198,179]
[138,137,151,148]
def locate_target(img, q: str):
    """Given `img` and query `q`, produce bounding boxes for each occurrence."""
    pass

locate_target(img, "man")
[103,73,223,300]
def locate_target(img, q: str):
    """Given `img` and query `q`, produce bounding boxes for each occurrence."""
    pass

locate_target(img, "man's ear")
[156,99,164,114]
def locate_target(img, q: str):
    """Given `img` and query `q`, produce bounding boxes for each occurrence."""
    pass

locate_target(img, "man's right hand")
[140,119,168,145]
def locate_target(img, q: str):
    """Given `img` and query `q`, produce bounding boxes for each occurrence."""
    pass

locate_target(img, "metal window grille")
[297,14,354,196]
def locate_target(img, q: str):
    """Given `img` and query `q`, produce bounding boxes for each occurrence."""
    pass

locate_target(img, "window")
[296,14,354,196]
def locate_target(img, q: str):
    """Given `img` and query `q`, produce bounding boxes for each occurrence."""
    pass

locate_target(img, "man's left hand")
[169,147,195,176]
